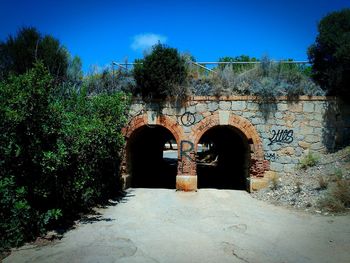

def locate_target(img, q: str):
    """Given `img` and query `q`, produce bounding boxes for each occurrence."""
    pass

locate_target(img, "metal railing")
[112,60,310,73]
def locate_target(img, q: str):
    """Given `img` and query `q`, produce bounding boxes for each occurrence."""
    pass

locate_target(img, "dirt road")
[4,189,350,263]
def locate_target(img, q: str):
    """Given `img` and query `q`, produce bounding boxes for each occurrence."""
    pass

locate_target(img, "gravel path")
[4,189,350,263]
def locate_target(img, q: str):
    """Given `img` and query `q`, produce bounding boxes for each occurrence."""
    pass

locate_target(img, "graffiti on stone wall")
[268,129,293,146]
[179,140,195,173]
[180,140,194,161]
[181,112,196,127]
[264,152,278,161]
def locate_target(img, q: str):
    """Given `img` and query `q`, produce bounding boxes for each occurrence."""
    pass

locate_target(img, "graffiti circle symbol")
[181,112,196,127]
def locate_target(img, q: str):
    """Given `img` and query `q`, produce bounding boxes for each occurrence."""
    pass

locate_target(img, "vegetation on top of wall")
[133,43,187,101]
[218,55,258,71]
[188,56,324,98]
[84,66,135,95]
[126,48,324,100]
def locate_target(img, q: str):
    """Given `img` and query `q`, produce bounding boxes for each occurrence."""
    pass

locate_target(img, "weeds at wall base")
[299,152,320,169]
[269,173,280,190]
[317,176,328,190]
[318,178,350,212]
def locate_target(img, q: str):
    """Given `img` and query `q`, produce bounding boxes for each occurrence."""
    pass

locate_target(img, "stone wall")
[124,96,350,191]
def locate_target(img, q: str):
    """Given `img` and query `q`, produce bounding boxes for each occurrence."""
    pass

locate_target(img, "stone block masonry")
[123,96,350,191]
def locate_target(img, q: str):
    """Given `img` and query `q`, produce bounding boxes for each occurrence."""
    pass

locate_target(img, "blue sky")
[0,0,349,72]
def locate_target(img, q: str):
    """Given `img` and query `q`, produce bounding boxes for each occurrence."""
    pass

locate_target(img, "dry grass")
[317,176,328,190]
[332,179,350,206]
[269,173,280,190]
[318,178,350,212]
[318,196,346,212]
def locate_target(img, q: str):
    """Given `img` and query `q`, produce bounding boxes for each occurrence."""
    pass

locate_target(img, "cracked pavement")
[4,189,350,263]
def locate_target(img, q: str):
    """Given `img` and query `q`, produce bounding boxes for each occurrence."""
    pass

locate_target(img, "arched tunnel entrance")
[196,125,250,190]
[127,125,178,188]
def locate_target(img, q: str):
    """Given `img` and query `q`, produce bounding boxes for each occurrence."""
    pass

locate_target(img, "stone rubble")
[251,147,350,214]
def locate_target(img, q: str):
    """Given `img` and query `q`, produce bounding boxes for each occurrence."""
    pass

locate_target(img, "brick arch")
[192,112,264,160]
[122,113,184,146]
[120,113,184,188]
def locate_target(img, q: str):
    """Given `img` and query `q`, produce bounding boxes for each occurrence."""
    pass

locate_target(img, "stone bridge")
[120,96,350,191]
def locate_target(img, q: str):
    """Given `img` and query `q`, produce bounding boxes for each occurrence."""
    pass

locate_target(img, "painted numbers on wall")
[268,129,293,146]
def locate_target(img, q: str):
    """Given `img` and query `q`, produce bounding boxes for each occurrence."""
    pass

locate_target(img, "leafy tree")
[0,62,58,250]
[43,89,130,211]
[133,43,187,100]
[0,62,130,251]
[308,9,350,99]
[0,27,68,80]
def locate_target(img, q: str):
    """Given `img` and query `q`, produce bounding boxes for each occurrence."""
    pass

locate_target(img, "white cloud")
[131,33,167,52]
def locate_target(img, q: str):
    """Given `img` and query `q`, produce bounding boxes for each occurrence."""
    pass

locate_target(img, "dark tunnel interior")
[127,125,177,188]
[197,125,250,190]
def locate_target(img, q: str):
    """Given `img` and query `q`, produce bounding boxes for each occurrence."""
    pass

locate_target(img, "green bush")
[52,89,130,210]
[133,43,187,100]
[0,62,130,251]
[0,63,57,250]
[299,152,320,169]
[0,175,33,250]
